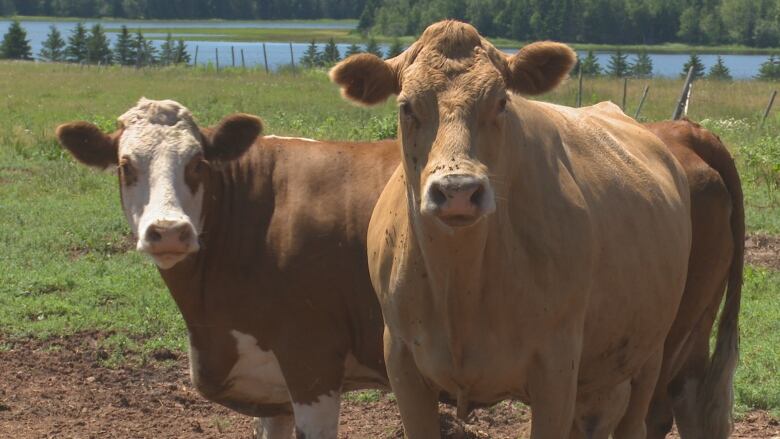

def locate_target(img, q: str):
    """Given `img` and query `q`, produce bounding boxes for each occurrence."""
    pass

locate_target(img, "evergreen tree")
[757,55,780,81]
[39,25,66,62]
[365,37,383,58]
[159,33,175,65]
[707,56,732,81]
[86,24,112,64]
[130,31,157,67]
[66,22,88,63]
[386,38,403,58]
[322,38,340,65]
[300,39,322,68]
[630,51,653,78]
[113,26,133,66]
[0,20,32,60]
[173,39,190,64]
[358,0,378,33]
[681,53,706,79]
[606,50,629,77]
[345,43,362,57]
[579,50,601,76]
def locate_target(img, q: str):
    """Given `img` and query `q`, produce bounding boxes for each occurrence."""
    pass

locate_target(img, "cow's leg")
[253,415,295,439]
[570,381,630,439]
[614,347,664,439]
[645,393,674,439]
[385,329,440,439]
[289,392,341,439]
[528,330,582,439]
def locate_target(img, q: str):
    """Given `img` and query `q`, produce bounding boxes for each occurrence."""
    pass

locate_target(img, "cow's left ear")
[201,113,263,162]
[504,41,576,96]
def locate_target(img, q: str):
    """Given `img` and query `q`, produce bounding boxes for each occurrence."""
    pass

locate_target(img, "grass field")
[0,61,779,416]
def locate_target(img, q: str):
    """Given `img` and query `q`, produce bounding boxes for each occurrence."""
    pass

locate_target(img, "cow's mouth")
[438,214,482,228]
[148,251,192,269]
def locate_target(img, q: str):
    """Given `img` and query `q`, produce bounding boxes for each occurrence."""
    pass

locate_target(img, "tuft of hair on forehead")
[417,20,482,62]
[118,98,197,128]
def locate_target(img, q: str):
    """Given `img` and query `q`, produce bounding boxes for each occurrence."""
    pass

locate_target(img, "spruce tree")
[301,39,322,68]
[173,39,190,64]
[757,55,780,81]
[39,25,66,62]
[86,24,112,64]
[365,37,383,58]
[707,56,732,81]
[0,20,32,60]
[681,53,705,79]
[322,38,340,66]
[66,22,88,63]
[159,33,175,65]
[579,50,601,76]
[630,51,653,78]
[113,26,132,66]
[387,39,403,58]
[606,50,629,77]
[130,31,158,67]
[345,43,362,57]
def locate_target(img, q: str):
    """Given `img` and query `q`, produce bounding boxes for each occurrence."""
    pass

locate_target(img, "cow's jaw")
[117,99,205,270]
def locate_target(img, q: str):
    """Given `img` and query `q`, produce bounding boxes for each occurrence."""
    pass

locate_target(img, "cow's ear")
[330,53,399,106]
[202,113,262,162]
[504,42,576,96]
[56,121,119,169]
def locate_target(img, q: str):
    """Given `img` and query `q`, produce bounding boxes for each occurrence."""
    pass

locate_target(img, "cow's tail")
[691,120,745,439]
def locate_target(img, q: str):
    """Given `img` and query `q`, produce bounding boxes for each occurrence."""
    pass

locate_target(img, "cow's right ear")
[201,113,263,162]
[330,53,399,106]
[55,121,119,169]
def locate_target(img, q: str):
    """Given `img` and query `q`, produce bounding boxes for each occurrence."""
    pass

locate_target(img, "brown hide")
[154,136,398,416]
[644,119,744,439]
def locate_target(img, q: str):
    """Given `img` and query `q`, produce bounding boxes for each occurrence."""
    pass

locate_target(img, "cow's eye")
[498,97,508,113]
[400,102,414,119]
[118,157,137,186]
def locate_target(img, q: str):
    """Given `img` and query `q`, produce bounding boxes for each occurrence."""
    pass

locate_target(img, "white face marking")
[117,98,204,268]
[224,330,290,404]
[264,134,319,143]
[292,392,341,439]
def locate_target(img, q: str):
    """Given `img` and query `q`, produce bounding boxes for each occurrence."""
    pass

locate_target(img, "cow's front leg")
[528,330,582,439]
[289,392,341,439]
[385,328,441,439]
[253,414,295,439]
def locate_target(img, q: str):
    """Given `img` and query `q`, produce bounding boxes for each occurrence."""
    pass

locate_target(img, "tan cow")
[643,119,743,439]
[331,20,691,438]
[55,99,397,439]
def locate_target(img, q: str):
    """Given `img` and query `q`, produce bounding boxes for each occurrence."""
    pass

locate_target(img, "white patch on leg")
[224,330,290,404]
[292,392,341,439]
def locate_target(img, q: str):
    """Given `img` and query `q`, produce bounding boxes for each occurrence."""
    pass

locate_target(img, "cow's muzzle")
[421,174,496,227]
[138,219,199,269]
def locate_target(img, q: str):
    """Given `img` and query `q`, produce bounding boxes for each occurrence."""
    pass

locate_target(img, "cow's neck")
[158,145,275,330]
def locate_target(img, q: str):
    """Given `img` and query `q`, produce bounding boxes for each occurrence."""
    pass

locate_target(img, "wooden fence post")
[576,65,583,108]
[634,85,650,119]
[263,43,269,74]
[761,90,777,127]
[215,48,220,71]
[241,49,246,69]
[673,66,695,120]
[231,46,235,67]
[193,46,199,66]
[621,77,628,111]
[289,42,296,75]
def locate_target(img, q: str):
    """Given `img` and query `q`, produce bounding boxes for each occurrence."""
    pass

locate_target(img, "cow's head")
[331,20,575,228]
[56,98,262,269]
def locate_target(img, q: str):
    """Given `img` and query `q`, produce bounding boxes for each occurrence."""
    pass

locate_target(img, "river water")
[0,18,771,78]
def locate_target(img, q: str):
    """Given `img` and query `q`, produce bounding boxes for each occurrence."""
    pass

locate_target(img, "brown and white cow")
[643,119,743,439]
[331,21,691,438]
[55,98,398,439]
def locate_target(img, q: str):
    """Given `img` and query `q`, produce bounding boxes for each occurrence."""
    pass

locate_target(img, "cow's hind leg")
[570,381,630,439]
[614,348,664,439]
[253,415,295,439]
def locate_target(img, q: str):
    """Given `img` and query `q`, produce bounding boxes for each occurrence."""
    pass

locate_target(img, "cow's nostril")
[470,185,484,206]
[146,228,162,242]
[430,184,447,207]
[179,228,192,243]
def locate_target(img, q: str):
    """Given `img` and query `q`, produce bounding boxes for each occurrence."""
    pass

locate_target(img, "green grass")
[0,61,778,414]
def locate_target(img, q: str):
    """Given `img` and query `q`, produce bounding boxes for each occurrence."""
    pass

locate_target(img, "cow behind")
[56,99,398,438]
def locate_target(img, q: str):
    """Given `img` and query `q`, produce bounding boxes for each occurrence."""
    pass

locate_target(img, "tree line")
[0,0,367,20]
